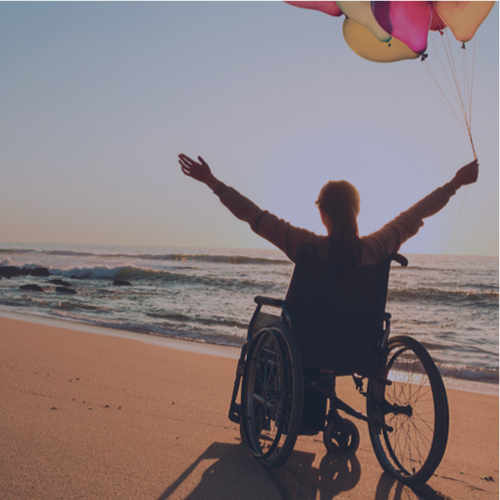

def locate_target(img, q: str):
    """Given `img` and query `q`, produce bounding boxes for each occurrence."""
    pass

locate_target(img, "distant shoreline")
[0,309,240,360]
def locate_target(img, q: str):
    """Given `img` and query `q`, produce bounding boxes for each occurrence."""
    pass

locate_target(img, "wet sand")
[0,315,498,499]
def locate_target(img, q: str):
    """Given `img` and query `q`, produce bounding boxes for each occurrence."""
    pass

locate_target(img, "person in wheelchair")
[178,153,478,483]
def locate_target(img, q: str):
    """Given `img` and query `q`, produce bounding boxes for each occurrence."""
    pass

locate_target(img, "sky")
[0,1,498,256]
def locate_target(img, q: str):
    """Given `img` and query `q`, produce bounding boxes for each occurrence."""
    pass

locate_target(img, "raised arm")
[177,153,320,261]
[361,158,479,264]
[412,159,479,219]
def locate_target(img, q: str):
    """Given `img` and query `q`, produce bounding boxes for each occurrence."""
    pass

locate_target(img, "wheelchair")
[228,249,449,486]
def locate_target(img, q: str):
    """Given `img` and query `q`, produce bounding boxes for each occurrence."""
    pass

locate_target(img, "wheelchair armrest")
[390,253,408,267]
[248,296,291,341]
[254,296,286,308]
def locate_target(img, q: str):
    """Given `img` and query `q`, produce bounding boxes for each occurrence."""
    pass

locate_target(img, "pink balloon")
[372,1,433,54]
[285,1,343,17]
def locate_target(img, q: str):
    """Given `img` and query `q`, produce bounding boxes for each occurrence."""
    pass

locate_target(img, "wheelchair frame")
[228,254,449,485]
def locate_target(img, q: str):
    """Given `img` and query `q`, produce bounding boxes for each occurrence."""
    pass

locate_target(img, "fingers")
[468,159,479,182]
[178,157,193,177]
[456,158,479,186]
[473,164,479,182]
[178,153,196,176]
[178,153,210,181]
[464,159,479,169]
[179,163,191,176]
[178,153,195,166]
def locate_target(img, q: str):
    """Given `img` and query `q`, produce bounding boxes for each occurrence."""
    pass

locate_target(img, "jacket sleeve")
[360,182,456,265]
[214,183,320,262]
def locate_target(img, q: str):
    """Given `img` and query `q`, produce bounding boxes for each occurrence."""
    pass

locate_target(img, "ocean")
[0,243,498,394]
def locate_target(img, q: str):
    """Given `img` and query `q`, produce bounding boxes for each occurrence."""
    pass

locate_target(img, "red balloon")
[430,8,447,32]
[372,1,433,54]
[284,1,343,17]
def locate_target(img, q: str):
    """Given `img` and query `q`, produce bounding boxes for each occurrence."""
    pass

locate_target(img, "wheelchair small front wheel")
[367,336,449,486]
[240,321,304,468]
[323,418,360,455]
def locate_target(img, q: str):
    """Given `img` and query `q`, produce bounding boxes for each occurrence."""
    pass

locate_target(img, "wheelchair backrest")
[285,246,406,375]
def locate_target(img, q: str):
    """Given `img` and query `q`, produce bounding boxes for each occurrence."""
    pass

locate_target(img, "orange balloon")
[343,17,418,63]
[435,1,495,42]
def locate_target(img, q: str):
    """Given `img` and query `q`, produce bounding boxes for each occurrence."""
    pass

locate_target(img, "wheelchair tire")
[367,336,449,486]
[323,418,360,455]
[240,321,304,468]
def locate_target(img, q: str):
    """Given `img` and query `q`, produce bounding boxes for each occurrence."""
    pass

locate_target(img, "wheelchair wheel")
[240,321,304,468]
[323,418,360,455]
[367,336,449,486]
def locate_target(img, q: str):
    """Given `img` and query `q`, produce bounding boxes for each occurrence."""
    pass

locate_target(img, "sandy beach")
[1,315,498,500]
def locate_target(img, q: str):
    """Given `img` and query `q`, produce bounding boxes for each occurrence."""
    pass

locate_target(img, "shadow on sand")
[375,474,453,500]
[158,441,448,500]
[157,441,267,500]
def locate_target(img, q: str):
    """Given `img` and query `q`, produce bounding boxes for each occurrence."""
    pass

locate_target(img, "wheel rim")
[370,338,447,482]
[384,346,436,475]
[241,322,304,468]
[244,329,288,459]
[324,419,360,455]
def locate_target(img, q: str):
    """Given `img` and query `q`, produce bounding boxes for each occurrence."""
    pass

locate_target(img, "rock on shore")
[0,266,50,278]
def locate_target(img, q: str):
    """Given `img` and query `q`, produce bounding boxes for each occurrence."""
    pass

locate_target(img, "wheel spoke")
[368,336,449,485]
[240,322,304,468]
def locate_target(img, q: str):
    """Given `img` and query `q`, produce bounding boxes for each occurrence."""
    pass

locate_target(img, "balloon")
[284,1,343,17]
[434,1,495,42]
[430,9,447,32]
[336,1,391,42]
[343,17,419,63]
[372,1,433,54]
[284,0,494,61]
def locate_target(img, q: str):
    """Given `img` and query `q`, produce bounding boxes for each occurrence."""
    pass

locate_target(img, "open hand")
[178,154,220,191]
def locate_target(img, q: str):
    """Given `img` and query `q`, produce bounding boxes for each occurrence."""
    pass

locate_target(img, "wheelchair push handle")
[390,253,408,267]
[254,296,286,308]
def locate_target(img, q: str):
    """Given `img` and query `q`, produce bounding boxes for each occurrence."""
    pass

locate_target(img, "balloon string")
[438,33,465,121]
[444,32,467,120]
[413,35,468,132]
[468,129,477,160]
[405,61,464,127]
[440,31,472,137]
[468,38,477,160]
[470,38,476,129]
[409,32,477,157]
[443,31,476,158]
[408,33,477,256]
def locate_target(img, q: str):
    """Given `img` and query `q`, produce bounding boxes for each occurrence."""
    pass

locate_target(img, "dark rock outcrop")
[56,287,77,295]
[0,266,25,278]
[113,279,132,286]
[0,266,50,278]
[49,279,73,287]
[20,284,44,292]
[29,267,50,277]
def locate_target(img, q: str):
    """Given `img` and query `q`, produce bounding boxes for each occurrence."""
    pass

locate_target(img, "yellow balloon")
[343,18,419,63]
[435,1,495,42]
[337,0,391,42]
